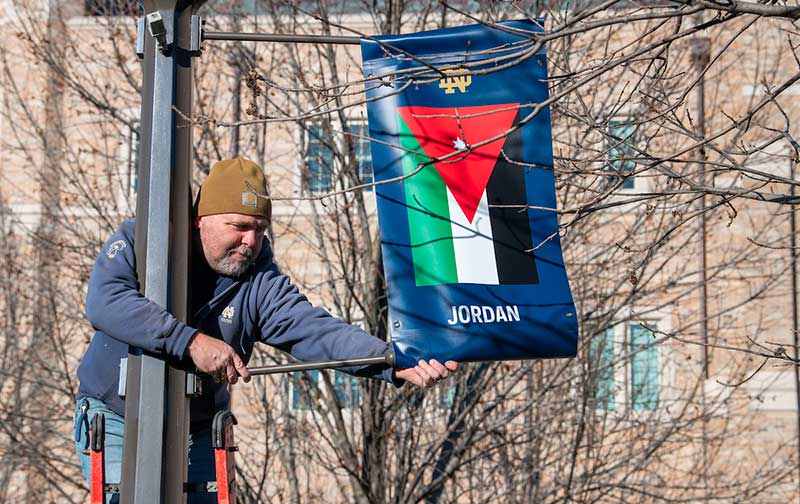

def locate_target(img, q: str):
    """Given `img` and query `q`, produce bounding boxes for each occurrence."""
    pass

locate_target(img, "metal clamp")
[145,10,176,54]
[118,357,127,398]
[189,15,203,56]
[135,17,145,59]
[185,371,203,398]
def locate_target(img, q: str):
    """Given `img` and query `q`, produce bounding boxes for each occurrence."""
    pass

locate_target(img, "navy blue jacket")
[77,219,396,424]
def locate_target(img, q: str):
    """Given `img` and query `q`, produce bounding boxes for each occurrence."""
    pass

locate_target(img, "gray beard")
[211,246,255,277]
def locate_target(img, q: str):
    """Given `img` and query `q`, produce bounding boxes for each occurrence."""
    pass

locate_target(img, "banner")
[361,20,578,368]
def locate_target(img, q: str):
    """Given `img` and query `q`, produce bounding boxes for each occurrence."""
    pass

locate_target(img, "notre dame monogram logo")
[438,69,472,94]
[221,305,235,323]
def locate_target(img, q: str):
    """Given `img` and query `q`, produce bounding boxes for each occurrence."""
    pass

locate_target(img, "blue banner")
[361,20,578,368]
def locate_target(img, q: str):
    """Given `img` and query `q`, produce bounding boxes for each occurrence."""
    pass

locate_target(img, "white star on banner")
[452,137,468,150]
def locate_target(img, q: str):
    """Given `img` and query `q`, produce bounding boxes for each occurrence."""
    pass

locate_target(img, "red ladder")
[89,410,238,504]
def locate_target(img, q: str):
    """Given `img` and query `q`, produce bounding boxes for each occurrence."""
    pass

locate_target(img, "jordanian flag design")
[397,104,540,287]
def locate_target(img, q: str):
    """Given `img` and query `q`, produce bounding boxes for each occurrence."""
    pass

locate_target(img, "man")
[74,157,457,502]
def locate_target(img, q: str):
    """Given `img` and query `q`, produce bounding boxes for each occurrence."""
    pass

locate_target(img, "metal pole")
[204,31,361,45]
[120,15,154,503]
[691,37,711,379]
[230,53,241,157]
[249,354,393,376]
[122,2,204,502]
[790,153,799,487]
[127,7,177,500]
[690,35,711,499]
[162,4,201,502]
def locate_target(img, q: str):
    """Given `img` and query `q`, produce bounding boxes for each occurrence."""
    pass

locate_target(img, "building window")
[592,328,616,410]
[126,121,140,196]
[84,0,142,16]
[291,370,319,410]
[630,323,659,410]
[305,124,334,194]
[116,120,140,213]
[436,379,456,409]
[350,122,374,192]
[304,121,373,194]
[592,322,660,412]
[606,119,637,190]
[290,370,360,410]
[333,373,360,408]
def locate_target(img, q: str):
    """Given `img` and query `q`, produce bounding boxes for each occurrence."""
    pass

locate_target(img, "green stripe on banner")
[397,115,457,286]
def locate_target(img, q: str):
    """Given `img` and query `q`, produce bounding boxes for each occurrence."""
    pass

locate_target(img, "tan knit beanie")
[197,157,271,219]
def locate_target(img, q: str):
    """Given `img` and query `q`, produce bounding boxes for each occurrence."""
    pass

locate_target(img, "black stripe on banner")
[485,113,539,284]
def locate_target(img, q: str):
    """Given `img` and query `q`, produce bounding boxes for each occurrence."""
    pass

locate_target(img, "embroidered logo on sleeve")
[221,306,235,323]
[106,240,127,259]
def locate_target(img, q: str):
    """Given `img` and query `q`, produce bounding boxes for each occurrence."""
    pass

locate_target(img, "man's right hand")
[186,333,251,385]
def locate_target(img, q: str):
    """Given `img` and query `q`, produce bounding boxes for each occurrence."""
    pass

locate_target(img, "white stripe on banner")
[447,188,499,284]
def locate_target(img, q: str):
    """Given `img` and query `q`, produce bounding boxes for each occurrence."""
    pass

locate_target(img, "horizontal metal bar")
[203,31,361,45]
[249,354,392,376]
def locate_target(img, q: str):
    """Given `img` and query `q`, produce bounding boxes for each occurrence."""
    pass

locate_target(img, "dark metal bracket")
[137,14,203,58]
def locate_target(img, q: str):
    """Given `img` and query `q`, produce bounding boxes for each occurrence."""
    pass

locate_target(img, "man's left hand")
[394,359,458,388]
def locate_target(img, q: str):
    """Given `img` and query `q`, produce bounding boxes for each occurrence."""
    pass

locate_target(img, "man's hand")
[394,359,458,388]
[186,332,251,385]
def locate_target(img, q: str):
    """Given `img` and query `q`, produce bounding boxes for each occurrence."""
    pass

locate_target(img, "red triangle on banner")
[398,104,519,223]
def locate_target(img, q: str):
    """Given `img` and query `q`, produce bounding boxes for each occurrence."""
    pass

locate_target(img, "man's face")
[196,213,269,277]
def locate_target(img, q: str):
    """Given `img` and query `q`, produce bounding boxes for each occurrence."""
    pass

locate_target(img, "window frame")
[290,369,320,411]
[304,122,336,195]
[348,120,374,193]
[290,369,362,411]
[435,376,457,410]
[629,322,660,411]
[300,116,374,196]
[605,117,640,192]
[592,307,673,415]
[115,111,140,215]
